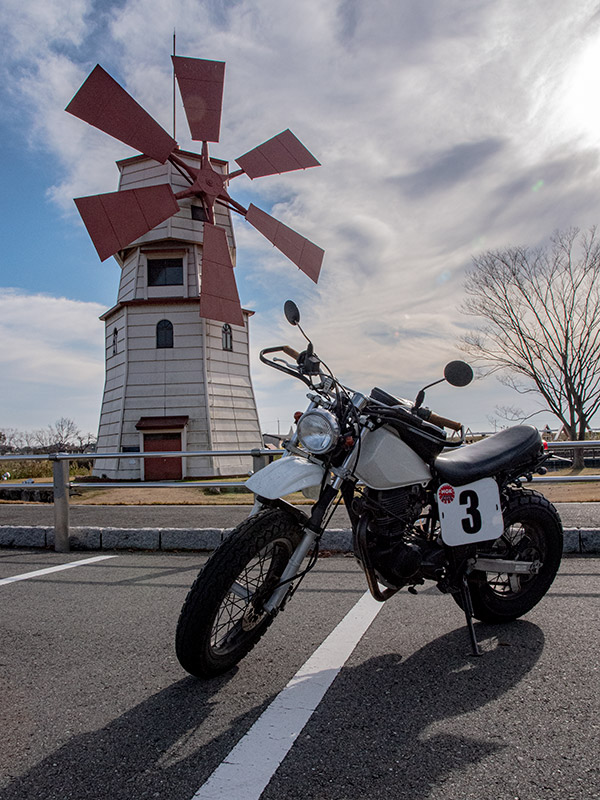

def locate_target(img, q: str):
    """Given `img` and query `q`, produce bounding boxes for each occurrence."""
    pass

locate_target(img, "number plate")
[437,477,503,546]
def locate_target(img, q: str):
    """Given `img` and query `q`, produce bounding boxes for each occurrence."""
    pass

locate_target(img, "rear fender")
[245,456,325,499]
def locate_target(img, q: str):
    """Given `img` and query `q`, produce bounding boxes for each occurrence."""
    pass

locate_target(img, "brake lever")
[273,356,299,371]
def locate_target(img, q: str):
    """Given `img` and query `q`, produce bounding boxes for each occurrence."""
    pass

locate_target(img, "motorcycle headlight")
[297,409,340,454]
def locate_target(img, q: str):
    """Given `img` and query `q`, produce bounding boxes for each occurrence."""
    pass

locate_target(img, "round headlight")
[297,409,340,454]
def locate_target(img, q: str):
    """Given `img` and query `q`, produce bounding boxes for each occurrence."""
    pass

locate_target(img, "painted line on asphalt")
[0,555,117,586]
[191,590,384,800]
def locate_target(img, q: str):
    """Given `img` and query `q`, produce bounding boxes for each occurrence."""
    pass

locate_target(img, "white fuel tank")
[354,425,431,490]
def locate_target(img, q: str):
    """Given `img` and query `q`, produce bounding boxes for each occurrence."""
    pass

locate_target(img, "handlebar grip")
[428,412,462,432]
[281,346,300,360]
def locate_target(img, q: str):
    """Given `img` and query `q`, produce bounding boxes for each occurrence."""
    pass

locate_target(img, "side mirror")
[284,300,301,326]
[444,360,473,387]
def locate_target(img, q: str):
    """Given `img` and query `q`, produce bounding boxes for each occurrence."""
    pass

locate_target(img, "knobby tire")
[459,488,563,623]
[176,507,303,678]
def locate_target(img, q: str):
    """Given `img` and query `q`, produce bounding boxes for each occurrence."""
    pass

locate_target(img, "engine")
[363,484,433,586]
[371,484,426,536]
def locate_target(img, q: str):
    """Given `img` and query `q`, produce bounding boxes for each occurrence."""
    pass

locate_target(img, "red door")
[143,433,182,480]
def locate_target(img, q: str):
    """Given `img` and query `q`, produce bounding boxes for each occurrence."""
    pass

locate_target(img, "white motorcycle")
[176,301,563,678]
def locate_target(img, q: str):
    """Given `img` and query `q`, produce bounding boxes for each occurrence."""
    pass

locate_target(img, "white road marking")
[0,555,117,585]
[191,590,384,800]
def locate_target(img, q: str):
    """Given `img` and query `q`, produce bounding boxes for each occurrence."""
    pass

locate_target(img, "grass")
[3,466,600,504]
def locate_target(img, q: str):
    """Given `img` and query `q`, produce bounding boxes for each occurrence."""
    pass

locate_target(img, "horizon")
[2,1,600,436]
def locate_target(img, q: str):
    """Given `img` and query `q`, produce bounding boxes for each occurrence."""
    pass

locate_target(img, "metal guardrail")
[0,449,282,553]
[1,441,600,553]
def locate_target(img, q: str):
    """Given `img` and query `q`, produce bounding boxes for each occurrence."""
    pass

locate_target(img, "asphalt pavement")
[1,550,598,799]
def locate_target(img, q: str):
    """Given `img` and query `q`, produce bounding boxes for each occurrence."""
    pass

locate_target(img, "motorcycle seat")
[434,425,543,486]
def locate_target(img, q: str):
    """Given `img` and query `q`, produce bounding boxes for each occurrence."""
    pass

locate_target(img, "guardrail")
[0,441,599,553]
[0,449,282,553]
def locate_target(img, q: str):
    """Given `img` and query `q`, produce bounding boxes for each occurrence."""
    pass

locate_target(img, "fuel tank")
[353,425,431,490]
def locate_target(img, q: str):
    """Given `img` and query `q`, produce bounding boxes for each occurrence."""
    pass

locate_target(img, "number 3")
[459,490,482,534]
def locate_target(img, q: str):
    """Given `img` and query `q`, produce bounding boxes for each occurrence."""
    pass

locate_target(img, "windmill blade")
[235,130,320,179]
[172,56,225,143]
[66,65,177,164]
[74,184,180,261]
[245,204,323,283]
[199,223,244,325]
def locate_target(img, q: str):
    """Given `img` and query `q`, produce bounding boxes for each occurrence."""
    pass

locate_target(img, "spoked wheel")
[456,489,563,623]
[176,508,303,678]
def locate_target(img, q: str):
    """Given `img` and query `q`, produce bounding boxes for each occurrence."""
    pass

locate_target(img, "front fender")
[245,455,326,499]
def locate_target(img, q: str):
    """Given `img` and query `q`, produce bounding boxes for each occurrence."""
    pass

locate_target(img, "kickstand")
[459,575,482,657]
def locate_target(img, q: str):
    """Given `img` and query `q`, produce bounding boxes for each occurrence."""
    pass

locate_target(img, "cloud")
[399,138,506,198]
[0,0,91,60]
[3,0,600,431]
[0,289,105,431]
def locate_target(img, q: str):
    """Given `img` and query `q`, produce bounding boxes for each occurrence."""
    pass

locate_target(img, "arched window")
[222,323,233,351]
[156,319,174,349]
[112,327,118,356]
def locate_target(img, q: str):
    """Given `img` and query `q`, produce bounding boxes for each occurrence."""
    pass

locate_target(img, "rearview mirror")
[444,360,473,387]
[284,300,301,326]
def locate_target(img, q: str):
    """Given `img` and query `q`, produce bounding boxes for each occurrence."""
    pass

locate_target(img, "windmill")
[65,56,323,479]
[66,55,324,326]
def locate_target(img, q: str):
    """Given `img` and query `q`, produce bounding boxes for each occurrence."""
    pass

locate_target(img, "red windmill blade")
[172,56,225,143]
[234,128,321,179]
[199,223,244,326]
[66,65,177,164]
[74,185,179,262]
[66,55,324,322]
[246,204,323,283]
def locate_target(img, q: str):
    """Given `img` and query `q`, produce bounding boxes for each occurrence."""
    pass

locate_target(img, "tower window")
[222,323,233,351]
[191,205,209,222]
[156,319,174,349]
[112,327,118,356]
[148,258,183,286]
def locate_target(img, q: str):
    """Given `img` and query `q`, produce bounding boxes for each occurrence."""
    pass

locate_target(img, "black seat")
[434,425,543,486]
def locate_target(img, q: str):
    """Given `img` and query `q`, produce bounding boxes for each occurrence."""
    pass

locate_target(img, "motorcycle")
[176,301,563,678]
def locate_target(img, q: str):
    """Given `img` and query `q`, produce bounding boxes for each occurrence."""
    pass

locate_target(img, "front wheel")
[176,508,303,678]
[456,489,563,623]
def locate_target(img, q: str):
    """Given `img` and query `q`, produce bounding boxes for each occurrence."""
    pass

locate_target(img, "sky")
[2,0,600,438]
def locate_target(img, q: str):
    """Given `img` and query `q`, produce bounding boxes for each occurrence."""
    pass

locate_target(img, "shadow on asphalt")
[1,621,544,800]
[264,619,545,799]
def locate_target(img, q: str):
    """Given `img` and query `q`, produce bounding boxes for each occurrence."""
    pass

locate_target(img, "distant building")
[93,151,262,480]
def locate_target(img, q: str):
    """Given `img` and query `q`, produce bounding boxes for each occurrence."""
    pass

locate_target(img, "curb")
[0,526,599,554]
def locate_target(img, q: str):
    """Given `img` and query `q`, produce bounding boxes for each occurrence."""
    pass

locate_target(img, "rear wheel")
[176,508,303,678]
[457,489,563,623]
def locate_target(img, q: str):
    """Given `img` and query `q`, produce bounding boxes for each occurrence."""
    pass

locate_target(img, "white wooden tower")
[66,55,324,482]
[93,151,262,480]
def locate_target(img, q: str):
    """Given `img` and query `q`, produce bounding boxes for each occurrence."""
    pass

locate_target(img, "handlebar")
[427,411,462,432]
[259,345,313,388]
[260,345,465,435]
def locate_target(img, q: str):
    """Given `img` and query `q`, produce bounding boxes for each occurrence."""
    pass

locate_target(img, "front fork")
[263,482,341,613]
[263,527,319,613]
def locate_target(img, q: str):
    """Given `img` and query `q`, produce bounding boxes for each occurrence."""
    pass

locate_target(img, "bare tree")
[0,428,24,454]
[76,431,98,451]
[32,418,81,452]
[52,417,81,450]
[31,427,55,451]
[461,227,600,468]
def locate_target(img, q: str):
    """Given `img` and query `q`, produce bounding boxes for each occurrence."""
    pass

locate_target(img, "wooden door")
[143,433,182,480]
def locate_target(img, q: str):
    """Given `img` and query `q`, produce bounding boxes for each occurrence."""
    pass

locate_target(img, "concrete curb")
[1,525,599,553]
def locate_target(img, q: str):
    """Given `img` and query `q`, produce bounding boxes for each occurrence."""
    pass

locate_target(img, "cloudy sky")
[2,0,600,437]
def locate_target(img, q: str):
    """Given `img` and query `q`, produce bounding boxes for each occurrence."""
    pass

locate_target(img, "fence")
[1,441,599,553]
[0,448,281,553]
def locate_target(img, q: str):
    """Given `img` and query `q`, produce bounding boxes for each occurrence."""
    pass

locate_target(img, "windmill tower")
[66,56,323,480]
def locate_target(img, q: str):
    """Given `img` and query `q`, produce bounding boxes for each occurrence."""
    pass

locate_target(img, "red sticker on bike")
[438,484,455,504]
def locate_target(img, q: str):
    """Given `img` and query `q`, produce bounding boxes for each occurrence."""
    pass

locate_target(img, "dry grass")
[3,469,600,505]
[69,486,312,505]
